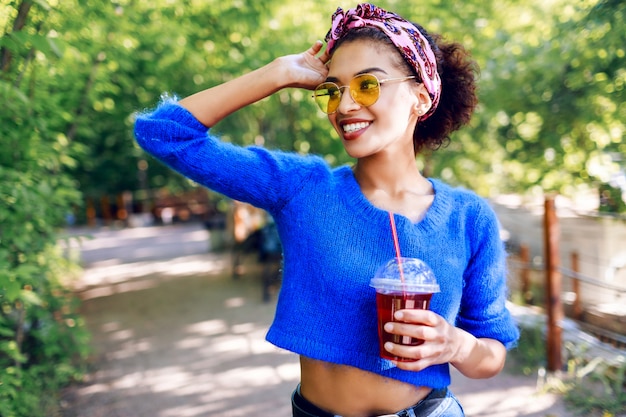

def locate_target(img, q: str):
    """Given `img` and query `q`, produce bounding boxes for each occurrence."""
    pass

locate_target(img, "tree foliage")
[1,1,90,415]
[436,0,626,199]
[4,0,623,204]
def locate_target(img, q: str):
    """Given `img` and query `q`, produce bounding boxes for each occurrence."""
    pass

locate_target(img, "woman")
[134,4,519,416]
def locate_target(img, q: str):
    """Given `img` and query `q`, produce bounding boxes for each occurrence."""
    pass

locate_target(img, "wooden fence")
[83,188,216,227]
[510,195,626,371]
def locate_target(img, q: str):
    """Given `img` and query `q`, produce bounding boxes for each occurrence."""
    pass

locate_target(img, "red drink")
[370,258,439,362]
[375,291,433,362]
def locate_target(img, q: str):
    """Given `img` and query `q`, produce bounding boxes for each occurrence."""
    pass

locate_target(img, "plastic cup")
[370,257,440,362]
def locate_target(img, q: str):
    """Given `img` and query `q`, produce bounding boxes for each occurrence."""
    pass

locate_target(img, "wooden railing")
[511,195,626,370]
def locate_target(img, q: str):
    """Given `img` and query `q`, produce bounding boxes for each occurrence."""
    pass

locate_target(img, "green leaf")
[20,289,43,307]
[33,0,52,11]
[0,326,16,338]
[2,280,22,303]
[0,81,29,103]
[5,32,57,58]
[46,37,64,58]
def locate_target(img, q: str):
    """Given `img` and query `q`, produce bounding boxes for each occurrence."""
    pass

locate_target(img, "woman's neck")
[353,155,428,195]
[353,157,434,222]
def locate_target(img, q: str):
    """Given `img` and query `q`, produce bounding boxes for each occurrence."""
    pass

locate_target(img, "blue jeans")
[292,385,465,417]
[416,389,464,417]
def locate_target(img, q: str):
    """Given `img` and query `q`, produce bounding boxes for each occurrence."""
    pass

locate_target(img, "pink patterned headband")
[325,3,441,120]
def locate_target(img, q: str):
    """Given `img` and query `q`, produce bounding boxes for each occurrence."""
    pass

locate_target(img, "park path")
[59,223,574,417]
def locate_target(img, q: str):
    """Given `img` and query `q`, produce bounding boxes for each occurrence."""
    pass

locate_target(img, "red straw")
[388,211,405,284]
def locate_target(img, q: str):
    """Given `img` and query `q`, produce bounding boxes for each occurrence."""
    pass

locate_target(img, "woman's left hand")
[280,40,330,90]
[382,309,463,372]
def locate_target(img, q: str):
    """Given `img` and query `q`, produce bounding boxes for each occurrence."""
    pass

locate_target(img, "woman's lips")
[340,120,371,140]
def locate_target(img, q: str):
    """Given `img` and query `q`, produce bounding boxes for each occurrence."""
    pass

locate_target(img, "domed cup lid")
[370,257,440,293]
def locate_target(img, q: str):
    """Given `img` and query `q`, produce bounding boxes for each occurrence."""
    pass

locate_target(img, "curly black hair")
[331,25,478,154]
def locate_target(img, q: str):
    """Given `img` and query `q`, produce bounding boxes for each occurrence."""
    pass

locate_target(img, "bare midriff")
[299,356,432,417]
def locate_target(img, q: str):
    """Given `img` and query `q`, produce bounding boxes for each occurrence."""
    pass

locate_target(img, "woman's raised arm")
[179,41,330,127]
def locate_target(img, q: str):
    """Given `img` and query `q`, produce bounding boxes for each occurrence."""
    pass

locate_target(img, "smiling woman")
[133,3,519,416]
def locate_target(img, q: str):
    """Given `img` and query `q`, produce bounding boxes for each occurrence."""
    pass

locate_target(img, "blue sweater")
[134,99,519,389]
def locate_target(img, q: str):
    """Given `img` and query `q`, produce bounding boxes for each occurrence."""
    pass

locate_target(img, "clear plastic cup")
[370,257,440,361]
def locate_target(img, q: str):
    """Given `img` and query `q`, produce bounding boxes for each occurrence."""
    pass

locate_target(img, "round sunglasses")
[313,73,416,114]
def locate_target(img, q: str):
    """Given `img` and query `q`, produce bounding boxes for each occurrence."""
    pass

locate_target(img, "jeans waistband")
[291,385,448,417]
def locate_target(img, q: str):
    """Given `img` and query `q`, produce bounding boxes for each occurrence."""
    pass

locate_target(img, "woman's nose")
[336,87,360,113]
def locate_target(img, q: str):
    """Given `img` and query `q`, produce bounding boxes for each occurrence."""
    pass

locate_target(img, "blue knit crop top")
[134,99,520,389]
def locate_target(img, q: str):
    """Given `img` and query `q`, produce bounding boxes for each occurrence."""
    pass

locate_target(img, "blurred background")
[1,0,625,416]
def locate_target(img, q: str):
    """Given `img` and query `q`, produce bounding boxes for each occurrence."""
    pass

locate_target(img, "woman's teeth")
[342,122,369,133]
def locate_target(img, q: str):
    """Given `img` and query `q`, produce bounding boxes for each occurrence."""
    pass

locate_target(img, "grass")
[506,324,626,416]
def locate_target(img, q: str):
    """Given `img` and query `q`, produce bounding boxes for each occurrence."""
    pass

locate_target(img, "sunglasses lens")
[350,74,380,107]
[313,75,381,113]
[314,83,341,114]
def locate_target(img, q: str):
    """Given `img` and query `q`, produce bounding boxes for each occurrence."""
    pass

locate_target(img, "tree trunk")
[0,0,34,73]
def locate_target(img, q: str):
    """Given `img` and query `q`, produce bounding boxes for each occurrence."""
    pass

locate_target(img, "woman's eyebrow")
[326,67,388,83]
[357,67,387,75]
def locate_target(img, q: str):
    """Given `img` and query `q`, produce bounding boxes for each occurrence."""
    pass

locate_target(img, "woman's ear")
[412,83,432,118]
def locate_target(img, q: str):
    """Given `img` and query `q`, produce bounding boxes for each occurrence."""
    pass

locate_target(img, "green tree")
[430,0,626,205]
[1,1,90,415]
[5,0,619,215]
[121,0,626,210]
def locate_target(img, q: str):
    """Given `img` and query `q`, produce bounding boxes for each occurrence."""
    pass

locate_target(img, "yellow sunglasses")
[313,73,416,114]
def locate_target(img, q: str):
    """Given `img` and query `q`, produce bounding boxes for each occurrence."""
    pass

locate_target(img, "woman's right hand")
[179,41,331,127]
[277,40,330,90]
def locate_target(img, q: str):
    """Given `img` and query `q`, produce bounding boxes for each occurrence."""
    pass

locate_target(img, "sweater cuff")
[145,94,209,133]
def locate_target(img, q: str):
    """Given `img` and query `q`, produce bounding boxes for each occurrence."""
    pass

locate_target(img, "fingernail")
[394,311,403,320]
[384,323,393,332]
[384,342,394,351]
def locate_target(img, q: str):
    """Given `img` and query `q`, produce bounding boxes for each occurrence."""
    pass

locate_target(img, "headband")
[325,3,441,120]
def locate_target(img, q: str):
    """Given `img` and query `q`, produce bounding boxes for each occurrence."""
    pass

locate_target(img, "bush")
[0,78,90,415]
[507,323,626,416]
[562,342,626,416]
[599,183,626,214]
[506,323,548,376]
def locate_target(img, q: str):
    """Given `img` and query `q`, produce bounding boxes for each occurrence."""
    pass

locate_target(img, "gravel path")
[60,223,575,417]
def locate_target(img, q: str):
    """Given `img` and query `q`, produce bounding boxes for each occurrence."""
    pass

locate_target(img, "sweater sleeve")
[456,199,520,349]
[133,97,321,213]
